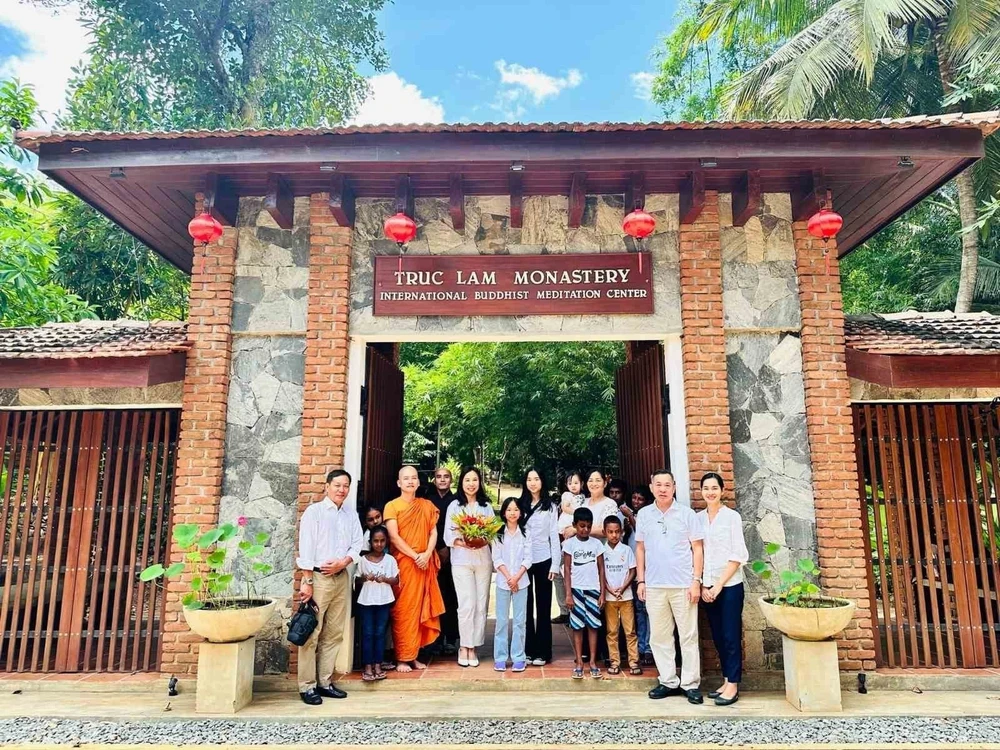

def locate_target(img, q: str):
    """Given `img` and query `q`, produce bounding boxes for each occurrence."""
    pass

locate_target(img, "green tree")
[0,80,92,327]
[680,0,1000,312]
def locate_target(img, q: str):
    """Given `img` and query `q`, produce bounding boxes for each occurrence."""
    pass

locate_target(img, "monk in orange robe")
[384,465,446,672]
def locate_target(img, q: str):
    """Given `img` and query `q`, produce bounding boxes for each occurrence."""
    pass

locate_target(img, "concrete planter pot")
[183,598,276,643]
[758,596,856,641]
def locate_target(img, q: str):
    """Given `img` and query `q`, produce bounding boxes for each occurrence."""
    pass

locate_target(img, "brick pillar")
[678,191,733,504]
[160,196,237,675]
[794,224,877,672]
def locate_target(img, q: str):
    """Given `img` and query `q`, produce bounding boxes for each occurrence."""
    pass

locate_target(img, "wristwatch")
[694,576,703,584]
[302,577,314,586]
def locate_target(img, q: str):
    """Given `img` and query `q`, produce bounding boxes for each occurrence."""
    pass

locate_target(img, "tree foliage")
[402,342,625,482]
[0,80,92,327]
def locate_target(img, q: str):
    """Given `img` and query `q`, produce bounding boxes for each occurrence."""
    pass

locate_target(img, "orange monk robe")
[384,496,446,661]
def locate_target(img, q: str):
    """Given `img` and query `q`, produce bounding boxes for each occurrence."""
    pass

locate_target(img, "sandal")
[629,666,643,675]
[361,672,377,682]
[572,667,584,679]
[590,666,602,679]
[607,665,621,675]
[375,671,387,681]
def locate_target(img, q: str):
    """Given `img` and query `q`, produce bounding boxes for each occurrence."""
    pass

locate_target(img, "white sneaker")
[530,658,546,667]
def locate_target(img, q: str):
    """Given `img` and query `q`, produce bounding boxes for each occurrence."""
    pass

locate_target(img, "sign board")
[373,253,653,316]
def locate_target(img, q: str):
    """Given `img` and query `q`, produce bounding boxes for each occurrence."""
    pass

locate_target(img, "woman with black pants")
[519,467,560,666]
[698,472,749,706]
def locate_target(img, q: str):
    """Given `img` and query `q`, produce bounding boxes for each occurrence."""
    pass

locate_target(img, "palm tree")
[690,0,1000,312]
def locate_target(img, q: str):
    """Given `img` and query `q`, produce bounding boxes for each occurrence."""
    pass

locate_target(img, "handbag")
[287,599,319,646]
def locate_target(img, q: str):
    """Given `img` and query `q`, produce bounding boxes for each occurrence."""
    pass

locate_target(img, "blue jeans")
[358,602,391,666]
[634,585,651,654]
[494,585,528,664]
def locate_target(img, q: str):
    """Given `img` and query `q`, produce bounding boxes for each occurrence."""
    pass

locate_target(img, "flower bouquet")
[451,512,504,549]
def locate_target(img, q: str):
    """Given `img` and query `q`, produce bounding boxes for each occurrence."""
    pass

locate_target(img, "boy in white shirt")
[562,506,606,679]
[602,516,641,675]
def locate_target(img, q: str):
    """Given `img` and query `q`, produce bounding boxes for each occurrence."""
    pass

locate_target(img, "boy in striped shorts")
[562,506,606,679]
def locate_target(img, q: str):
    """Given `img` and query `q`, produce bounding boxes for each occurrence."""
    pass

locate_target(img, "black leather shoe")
[317,684,347,699]
[686,689,704,705]
[715,693,739,706]
[300,688,322,705]
[648,684,684,699]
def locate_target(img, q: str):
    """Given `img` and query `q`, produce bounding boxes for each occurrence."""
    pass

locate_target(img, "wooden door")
[360,346,404,510]
[615,342,669,490]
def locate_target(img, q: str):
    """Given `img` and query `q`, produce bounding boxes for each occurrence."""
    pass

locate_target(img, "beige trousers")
[645,586,700,690]
[452,563,492,648]
[297,571,350,692]
[605,598,640,669]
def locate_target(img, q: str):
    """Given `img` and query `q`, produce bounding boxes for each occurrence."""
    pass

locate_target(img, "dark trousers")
[359,602,392,666]
[524,559,554,662]
[703,582,744,683]
[438,558,459,643]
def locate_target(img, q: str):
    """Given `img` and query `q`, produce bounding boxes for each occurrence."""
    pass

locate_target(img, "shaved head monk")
[383,465,446,672]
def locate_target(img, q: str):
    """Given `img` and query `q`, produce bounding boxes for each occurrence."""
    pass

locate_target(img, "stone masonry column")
[678,191,734,501]
[793,224,877,672]
[288,193,354,676]
[161,196,238,676]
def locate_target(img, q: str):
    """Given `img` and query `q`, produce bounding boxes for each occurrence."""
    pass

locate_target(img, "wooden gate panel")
[855,402,1000,669]
[615,343,668,490]
[361,347,404,509]
[0,409,177,673]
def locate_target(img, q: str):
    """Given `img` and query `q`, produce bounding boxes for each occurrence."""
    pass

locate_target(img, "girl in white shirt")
[491,497,533,672]
[443,466,495,668]
[356,526,399,681]
[698,472,749,706]
[518,467,560,665]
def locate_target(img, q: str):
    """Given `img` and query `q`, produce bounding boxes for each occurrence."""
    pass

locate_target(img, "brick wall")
[160,196,237,675]
[678,191,734,504]
[794,224,877,672]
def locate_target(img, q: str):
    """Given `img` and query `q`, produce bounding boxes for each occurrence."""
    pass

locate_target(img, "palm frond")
[946,0,1000,55]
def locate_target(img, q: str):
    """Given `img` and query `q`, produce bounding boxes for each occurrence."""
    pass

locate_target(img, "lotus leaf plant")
[751,542,825,607]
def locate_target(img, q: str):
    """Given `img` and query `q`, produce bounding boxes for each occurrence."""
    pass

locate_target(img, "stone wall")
[850,379,1000,401]
[0,382,182,407]
[219,197,311,674]
[349,195,681,339]
[720,193,816,671]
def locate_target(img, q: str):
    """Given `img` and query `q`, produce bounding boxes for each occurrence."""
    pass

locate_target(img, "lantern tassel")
[639,250,643,275]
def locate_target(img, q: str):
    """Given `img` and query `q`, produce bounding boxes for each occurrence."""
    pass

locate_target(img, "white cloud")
[630,71,656,102]
[0,3,90,125]
[495,60,582,105]
[350,72,445,126]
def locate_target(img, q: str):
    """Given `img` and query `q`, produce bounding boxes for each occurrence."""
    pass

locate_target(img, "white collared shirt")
[698,505,749,587]
[443,500,495,568]
[635,500,703,588]
[296,496,364,571]
[524,501,561,574]
[492,526,533,591]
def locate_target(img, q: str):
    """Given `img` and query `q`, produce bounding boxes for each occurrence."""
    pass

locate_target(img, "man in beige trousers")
[296,468,363,705]
[635,469,705,705]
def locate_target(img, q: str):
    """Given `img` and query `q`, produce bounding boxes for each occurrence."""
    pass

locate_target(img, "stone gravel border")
[2,717,1000,745]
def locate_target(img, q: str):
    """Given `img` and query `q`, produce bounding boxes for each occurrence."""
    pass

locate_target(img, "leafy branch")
[751,542,822,606]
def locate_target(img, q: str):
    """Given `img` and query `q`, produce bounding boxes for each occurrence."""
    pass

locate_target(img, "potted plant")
[751,543,855,641]
[141,517,276,643]
[450,512,504,549]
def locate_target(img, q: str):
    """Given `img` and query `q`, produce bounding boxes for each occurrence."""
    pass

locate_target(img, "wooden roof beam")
[625,171,645,212]
[395,175,414,217]
[732,170,762,227]
[792,169,826,221]
[449,174,465,231]
[203,172,238,226]
[569,172,586,229]
[264,173,294,229]
[679,170,705,224]
[509,172,523,229]
[328,174,355,227]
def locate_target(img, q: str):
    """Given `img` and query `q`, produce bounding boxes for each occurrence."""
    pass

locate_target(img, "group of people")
[293,464,748,709]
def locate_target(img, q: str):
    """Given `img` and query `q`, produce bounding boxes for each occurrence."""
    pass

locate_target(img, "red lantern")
[384,212,417,245]
[622,208,656,239]
[188,212,223,245]
[807,208,843,241]
[623,208,655,273]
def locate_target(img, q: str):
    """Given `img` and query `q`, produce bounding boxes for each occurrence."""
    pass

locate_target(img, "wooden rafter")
[264,173,294,229]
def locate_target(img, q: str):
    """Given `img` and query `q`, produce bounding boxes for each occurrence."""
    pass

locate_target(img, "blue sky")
[0,1,679,128]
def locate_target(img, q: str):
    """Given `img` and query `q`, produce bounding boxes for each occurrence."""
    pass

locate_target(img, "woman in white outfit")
[444,466,495,667]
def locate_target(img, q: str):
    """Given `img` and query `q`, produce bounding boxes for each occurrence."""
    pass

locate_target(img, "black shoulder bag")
[287,599,319,646]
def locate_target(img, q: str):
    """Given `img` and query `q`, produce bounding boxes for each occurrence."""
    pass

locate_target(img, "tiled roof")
[844,311,1000,356]
[17,111,1000,149]
[0,320,190,360]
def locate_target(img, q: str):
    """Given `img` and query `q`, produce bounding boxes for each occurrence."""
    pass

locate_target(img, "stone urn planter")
[183,598,277,643]
[758,596,855,641]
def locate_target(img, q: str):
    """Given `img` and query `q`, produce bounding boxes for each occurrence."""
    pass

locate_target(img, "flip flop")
[608,665,621,675]
[629,666,644,675]
[572,667,584,679]
[590,666,602,679]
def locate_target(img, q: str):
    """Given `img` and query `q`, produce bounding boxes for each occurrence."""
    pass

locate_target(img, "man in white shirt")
[296,468,364,705]
[635,469,705,704]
